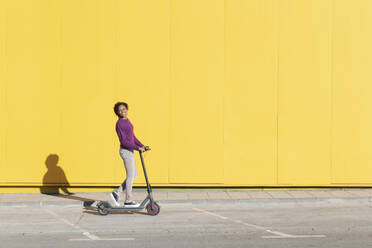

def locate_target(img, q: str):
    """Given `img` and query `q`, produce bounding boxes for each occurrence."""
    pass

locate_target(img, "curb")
[0,197,371,207]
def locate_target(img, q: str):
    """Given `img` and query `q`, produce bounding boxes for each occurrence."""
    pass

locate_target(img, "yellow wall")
[1,0,372,192]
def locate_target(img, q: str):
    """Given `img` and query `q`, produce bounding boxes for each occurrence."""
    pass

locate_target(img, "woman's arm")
[134,134,144,148]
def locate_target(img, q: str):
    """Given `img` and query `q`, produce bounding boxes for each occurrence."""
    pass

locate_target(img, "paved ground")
[1,188,372,205]
[1,189,372,247]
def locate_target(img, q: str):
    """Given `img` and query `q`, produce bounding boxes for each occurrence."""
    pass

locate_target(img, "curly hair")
[113,102,128,117]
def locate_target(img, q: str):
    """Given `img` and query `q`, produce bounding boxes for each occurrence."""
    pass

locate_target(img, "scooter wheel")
[146,202,160,216]
[97,202,109,216]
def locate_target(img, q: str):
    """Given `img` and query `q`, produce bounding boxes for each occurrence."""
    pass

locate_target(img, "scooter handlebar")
[139,146,151,153]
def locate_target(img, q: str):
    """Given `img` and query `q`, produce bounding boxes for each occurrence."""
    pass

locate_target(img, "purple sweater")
[115,118,144,151]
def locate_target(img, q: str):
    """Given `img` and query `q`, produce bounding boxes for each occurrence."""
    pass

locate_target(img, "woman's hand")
[139,146,150,152]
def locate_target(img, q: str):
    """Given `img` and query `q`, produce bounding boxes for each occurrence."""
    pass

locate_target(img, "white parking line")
[43,207,135,241]
[193,207,228,220]
[43,208,101,240]
[262,230,325,238]
[192,207,326,239]
[69,238,135,241]
[261,234,326,239]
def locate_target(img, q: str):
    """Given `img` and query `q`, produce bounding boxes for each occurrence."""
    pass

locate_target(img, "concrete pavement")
[0,188,372,206]
[1,191,372,248]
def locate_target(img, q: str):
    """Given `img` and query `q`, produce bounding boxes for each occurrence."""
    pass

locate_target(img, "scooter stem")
[139,150,152,195]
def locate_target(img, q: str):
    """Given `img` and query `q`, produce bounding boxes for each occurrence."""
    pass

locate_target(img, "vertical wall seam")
[2,0,8,177]
[222,0,226,184]
[96,0,99,97]
[275,0,279,185]
[0,0,3,176]
[329,0,334,184]
[114,0,118,100]
[59,0,63,149]
[168,0,172,184]
[113,0,119,181]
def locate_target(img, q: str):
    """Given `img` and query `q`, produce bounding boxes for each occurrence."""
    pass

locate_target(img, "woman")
[111,102,149,206]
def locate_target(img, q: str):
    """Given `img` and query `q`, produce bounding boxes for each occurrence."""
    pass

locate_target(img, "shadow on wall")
[40,154,72,195]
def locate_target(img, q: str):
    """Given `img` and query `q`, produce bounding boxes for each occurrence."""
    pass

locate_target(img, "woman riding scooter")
[111,102,149,206]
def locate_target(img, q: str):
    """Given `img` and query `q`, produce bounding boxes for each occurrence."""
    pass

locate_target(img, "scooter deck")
[107,206,144,212]
[98,200,147,212]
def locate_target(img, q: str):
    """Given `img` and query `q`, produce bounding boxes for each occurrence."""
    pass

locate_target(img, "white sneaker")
[110,192,120,207]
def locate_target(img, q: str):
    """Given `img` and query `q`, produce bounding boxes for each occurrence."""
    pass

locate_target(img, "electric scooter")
[96,147,160,216]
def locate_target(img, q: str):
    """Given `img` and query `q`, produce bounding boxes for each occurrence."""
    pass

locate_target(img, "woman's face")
[118,105,128,118]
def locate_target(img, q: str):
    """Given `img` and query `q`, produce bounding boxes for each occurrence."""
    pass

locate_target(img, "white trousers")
[116,148,138,202]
